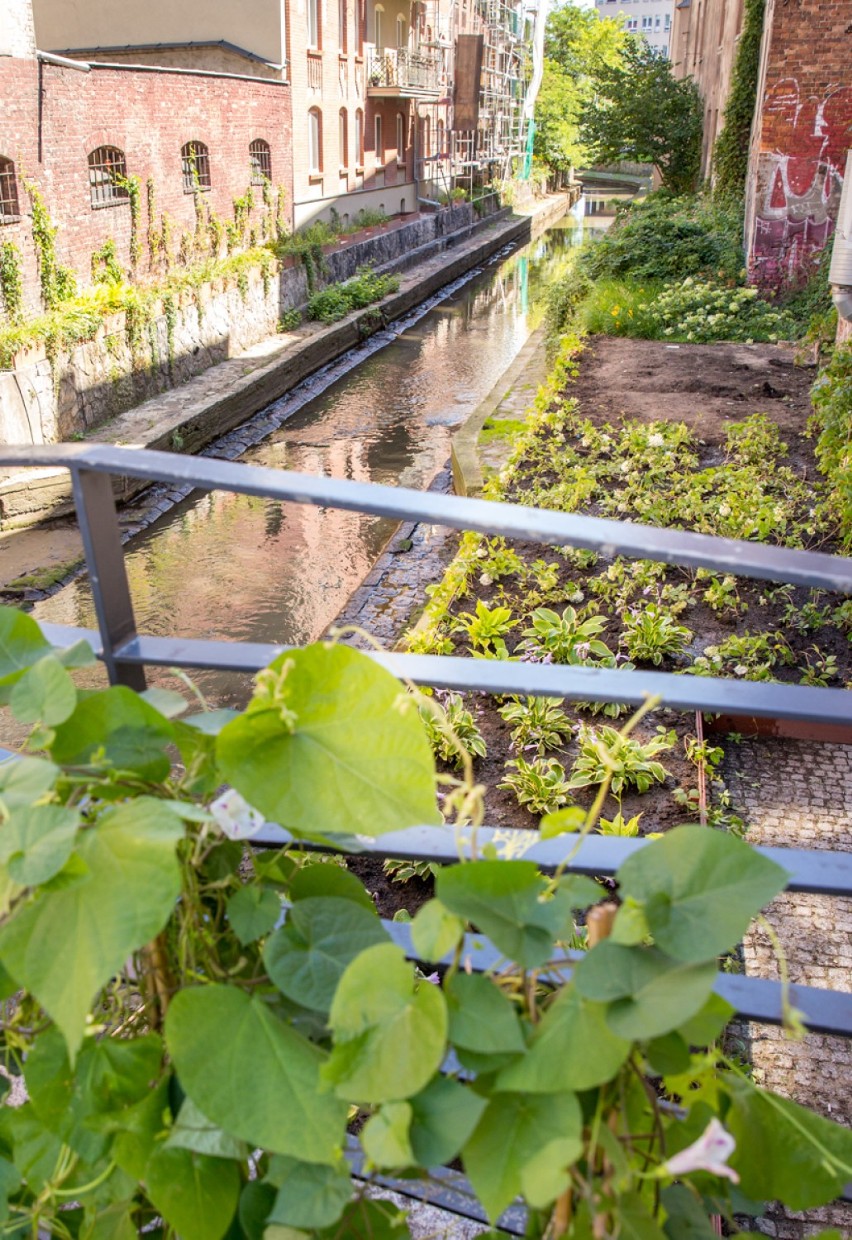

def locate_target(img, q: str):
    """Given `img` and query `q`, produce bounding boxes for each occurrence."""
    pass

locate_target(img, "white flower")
[662,1119,740,1184]
[647,433,665,448]
[479,573,494,586]
[718,503,731,517]
[210,789,266,840]
[734,664,749,677]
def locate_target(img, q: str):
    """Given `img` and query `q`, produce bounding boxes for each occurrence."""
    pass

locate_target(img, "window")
[396,15,405,47]
[307,0,320,48]
[396,112,405,160]
[249,139,272,184]
[338,0,347,51]
[308,108,323,174]
[664,13,671,30]
[374,113,383,164]
[355,108,364,167]
[437,118,445,157]
[373,4,383,47]
[339,108,349,169]
[0,158,20,223]
[181,141,211,193]
[87,146,129,209]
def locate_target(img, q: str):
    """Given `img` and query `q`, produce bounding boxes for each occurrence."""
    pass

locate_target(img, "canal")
[34,210,602,707]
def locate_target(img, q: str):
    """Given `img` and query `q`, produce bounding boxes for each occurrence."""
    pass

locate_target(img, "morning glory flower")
[662,1119,740,1184]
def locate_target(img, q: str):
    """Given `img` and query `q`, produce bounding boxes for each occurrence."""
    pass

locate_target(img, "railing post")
[70,468,146,691]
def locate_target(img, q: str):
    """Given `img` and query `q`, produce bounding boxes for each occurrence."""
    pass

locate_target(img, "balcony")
[366,46,440,97]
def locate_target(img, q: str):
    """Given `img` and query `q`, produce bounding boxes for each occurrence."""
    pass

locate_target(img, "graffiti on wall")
[751,79,852,286]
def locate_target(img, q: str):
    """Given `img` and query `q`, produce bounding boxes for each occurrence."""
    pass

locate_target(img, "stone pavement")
[726,739,852,1237]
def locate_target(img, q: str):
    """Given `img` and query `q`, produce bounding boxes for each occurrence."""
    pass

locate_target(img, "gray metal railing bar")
[36,624,852,729]
[1,444,850,590]
[248,820,852,898]
[383,922,852,1038]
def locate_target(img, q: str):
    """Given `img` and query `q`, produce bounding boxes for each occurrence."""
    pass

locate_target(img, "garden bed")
[370,334,852,914]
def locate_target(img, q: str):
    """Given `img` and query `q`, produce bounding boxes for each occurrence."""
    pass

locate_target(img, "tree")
[580,41,703,193]
[533,2,627,176]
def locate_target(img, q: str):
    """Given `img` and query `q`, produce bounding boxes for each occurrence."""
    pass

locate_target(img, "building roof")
[48,39,278,68]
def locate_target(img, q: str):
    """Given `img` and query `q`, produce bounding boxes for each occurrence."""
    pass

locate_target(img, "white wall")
[0,0,36,57]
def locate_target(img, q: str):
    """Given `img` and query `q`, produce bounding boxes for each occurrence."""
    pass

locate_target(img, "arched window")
[0,158,20,222]
[308,108,323,174]
[396,112,405,161]
[338,0,347,51]
[307,0,320,48]
[437,118,446,157]
[374,114,383,165]
[396,15,406,46]
[373,3,384,47]
[181,141,211,193]
[355,109,364,167]
[87,146,129,208]
[249,139,272,184]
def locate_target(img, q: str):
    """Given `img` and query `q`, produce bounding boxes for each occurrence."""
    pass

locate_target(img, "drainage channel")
[32,212,600,708]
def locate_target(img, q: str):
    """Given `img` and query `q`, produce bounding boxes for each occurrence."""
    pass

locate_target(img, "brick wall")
[745,0,852,289]
[0,57,292,311]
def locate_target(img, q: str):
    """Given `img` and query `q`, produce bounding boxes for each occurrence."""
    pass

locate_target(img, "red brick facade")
[745,0,852,289]
[0,56,292,309]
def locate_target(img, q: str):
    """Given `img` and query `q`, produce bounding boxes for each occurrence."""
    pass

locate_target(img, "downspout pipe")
[829,150,852,322]
[36,49,91,71]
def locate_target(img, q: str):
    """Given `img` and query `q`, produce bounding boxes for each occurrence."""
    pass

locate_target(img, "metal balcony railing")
[367,45,440,92]
[0,441,850,1221]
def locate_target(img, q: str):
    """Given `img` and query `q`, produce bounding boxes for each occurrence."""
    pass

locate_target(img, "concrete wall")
[0,0,36,57]
[744,0,852,289]
[670,0,745,180]
[0,55,292,313]
[32,0,287,69]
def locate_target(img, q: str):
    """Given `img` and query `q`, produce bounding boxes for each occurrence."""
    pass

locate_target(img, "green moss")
[479,417,528,442]
[3,558,84,593]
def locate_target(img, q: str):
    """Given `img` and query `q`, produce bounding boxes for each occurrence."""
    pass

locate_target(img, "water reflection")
[35,216,601,708]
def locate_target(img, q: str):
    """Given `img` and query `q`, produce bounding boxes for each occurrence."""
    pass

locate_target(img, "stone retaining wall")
[0,201,498,447]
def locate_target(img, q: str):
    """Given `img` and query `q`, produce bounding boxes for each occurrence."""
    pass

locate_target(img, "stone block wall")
[744,0,852,289]
[0,201,488,445]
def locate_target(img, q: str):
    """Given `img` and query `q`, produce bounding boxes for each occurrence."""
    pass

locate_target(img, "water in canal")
[35,211,602,707]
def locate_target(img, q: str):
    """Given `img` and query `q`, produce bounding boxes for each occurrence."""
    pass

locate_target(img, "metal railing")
[2,442,851,1037]
[367,46,440,92]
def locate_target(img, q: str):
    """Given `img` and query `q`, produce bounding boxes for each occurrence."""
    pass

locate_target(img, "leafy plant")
[518,605,613,664]
[307,266,400,324]
[0,605,849,1237]
[420,693,487,767]
[597,811,642,837]
[568,723,675,795]
[621,603,693,666]
[0,241,23,323]
[498,695,573,754]
[499,755,573,815]
[383,857,439,884]
[691,631,792,681]
[453,599,517,657]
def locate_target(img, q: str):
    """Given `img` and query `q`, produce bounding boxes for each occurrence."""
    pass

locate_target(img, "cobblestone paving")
[726,739,852,1237]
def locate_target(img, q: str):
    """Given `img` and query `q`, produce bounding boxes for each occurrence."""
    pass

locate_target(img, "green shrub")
[811,344,852,548]
[648,278,794,344]
[306,266,400,324]
[579,193,744,286]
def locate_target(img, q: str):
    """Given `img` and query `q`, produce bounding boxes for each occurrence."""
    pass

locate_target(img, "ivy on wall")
[0,241,24,324]
[713,0,766,198]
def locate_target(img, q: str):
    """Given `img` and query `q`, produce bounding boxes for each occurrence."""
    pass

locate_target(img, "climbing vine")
[91,239,125,286]
[116,173,142,270]
[146,177,160,269]
[0,241,24,323]
[25,179,59,309]
[713,0,765,198]
[162,290,177,367]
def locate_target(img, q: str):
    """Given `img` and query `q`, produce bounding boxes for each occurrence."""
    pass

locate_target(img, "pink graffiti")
[751,79,852,287]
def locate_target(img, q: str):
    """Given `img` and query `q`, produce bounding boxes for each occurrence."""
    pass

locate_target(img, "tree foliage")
[533,3,628,174]
[580,41,703,192]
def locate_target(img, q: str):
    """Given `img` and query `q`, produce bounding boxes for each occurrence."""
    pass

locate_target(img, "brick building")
[671,0,852,290]
[0,0,293,311]
[743,0,852,290]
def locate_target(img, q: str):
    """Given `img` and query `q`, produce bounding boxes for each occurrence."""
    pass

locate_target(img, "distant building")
[593,0,673,57]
